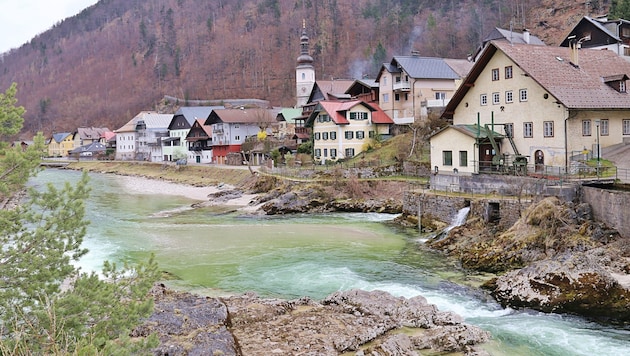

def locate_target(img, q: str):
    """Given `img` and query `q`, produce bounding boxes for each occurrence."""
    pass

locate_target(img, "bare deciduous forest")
[0,0,607,136]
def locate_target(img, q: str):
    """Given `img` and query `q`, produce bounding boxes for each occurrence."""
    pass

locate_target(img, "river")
[28,169,629,355]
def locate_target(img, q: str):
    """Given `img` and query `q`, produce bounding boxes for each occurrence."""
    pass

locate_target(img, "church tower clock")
[296,20,315,108]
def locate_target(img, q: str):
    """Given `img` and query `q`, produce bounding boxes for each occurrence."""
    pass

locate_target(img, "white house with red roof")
[431,40,630,175]
[306,100,393,163]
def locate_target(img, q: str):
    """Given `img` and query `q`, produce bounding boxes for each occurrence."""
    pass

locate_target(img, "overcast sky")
[0,0,98,54]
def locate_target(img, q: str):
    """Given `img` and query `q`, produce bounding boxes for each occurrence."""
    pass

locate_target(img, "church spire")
[296,19,315,108]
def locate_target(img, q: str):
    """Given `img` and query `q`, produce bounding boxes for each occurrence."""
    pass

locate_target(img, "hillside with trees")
[0,0,609,138]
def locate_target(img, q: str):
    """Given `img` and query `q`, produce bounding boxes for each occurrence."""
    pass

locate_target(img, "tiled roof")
[77,127,110,140]
[314,80,355,100]
[205,108,277,125]
[137,112,173,128]
[486,28,546,45]
[312,100,394,125]
[444,41,630,117]
[494,40,630,109]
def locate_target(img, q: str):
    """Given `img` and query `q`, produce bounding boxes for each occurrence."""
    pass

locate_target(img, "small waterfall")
[432,207,470,242]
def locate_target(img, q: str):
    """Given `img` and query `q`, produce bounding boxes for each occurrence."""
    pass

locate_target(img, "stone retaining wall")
[403,191,530,229]
[582,186,630,238]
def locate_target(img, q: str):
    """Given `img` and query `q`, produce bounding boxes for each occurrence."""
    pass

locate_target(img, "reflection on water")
[27,169,630,356]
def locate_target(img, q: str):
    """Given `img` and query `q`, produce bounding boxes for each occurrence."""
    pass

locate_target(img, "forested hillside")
[0,0,608,137]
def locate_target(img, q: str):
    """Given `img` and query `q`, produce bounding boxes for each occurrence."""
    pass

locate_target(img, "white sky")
[0,0,98,54]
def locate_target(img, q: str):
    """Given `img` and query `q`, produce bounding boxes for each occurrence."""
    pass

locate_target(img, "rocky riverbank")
[137,284,490,356]
[425,196,630,323]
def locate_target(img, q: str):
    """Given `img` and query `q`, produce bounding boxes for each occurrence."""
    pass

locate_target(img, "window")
[356,131,365,139]
[600,119,609,136]
[345,148,355,158]
[523,122,533,138]
[504,123,514,137]
[459,151,468,167]
[383,77,387,86]
[318,114,330,122]
[582,120,591,136]
[369,131,375,138]
[350,112,368,120]
[331,148,337,158]
[235,135,240,140]
[314,149,321,157]
[480,94,488,106]
[395,93,400,101]
[543,121,554,137]
[323,148,328,157]
[435,92,446,100]
[505,91,513,103]
[314,132,321,140]
[505,66,513,79]
[301,73,305,80]
[492,68,499,81]
[621,81,627,93]
[345,131,354,139]
[519,89,528,102]
[382,93,389,102]
[322,132,329,140]
[624,119,630,135]
[330,131,337,140]
[443,151,453,166]
[492,92,500,104]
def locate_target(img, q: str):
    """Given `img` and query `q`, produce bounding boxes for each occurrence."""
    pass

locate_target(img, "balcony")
[393,81,411,92]
[423,98,450,108]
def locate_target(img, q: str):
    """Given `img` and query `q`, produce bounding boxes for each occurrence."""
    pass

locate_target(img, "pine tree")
[0,83,160,353]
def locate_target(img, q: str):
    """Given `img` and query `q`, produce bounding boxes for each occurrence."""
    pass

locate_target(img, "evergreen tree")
[0,83,160,353]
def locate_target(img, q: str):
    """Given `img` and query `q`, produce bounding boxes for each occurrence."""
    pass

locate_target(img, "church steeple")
[296,20,315,108]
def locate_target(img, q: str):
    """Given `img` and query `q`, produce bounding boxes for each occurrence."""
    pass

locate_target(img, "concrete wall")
[430,173,579,201]
[582,186,630,238]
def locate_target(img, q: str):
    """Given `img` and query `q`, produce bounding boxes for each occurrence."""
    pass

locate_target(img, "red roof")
[315,100,394,125]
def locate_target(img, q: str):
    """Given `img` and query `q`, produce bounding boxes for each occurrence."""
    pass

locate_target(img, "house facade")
[307,100,393,163]
[114,118,137,161]
[376,56,473,125]
[47,132,75,157]
[560,16,630,61]
[163,106,220,162]
[186,119,213,164]
[76,127,111,146]
[204,108,275,165]
[432,40,630,174]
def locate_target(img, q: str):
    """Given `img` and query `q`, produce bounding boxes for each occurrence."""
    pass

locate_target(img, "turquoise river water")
[28,169,629,355]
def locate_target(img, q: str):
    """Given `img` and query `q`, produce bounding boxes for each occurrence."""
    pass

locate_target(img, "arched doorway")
[535,150,544,172]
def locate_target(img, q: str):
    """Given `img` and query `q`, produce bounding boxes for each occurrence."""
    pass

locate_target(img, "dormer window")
[603,74,629,93]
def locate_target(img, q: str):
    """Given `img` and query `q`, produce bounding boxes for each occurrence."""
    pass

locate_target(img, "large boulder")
[487,253,630,321]
[138,286,491,355]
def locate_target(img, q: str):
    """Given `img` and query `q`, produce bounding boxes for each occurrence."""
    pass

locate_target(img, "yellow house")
[307,100,393,163]
[432,40,630,174]
[47,132,76,157]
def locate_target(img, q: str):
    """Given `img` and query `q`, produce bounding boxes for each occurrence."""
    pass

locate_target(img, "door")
[535,150,544,172]
[478,144,494,171]
[196,155,201,163]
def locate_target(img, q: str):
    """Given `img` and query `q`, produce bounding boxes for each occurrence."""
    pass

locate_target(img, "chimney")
[523,29,530,44]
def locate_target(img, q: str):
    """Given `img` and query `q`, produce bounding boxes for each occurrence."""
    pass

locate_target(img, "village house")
[76,127,111,146]
[560,16,630,61]
[47,132,76,157]
[186,119,213,164]
[375,55,473,125]
[306,100,393,163]
[163,106,221,162]
[431,40,630,175]
[114,111,172,161]
[204,108,276,165]
[275,108,303,140]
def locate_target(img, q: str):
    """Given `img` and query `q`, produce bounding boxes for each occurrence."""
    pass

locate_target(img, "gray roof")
[174,106,223,125]
[391,56,461,79]
[70,142,106,154]
[52,132,73,143]
[489,28,546,45]
[135,112,173,129]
